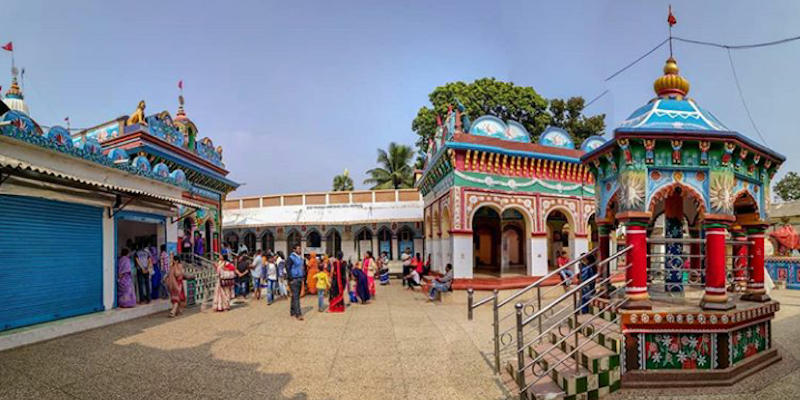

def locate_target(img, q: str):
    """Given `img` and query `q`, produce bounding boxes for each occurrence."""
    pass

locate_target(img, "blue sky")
[4,1,800,196]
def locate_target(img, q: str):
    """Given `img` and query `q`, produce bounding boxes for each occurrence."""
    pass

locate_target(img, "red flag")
[668,6,677,27]
[2,42,13,52]
[64,116,70,122]
[178,80,183,90]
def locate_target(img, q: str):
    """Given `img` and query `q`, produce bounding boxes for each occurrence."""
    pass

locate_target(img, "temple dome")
[4,76,28,115]
[468,115,530,143]
[173,95,198,145]
[618,57,728,133]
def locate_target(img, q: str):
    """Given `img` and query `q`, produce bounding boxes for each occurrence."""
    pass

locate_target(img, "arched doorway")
[500,208,528,274]
[378,227,393,260]
[286,230,302,255]
[325,229,342,256]
[473,206,501,274]
[260,231,275,254]
[355,228,373,258]
[398,226,414,256]
[182,218,194,242]
[243,232,256,253]
[306,230,322,251]
[546,209,574,271]
[224,232,239,250]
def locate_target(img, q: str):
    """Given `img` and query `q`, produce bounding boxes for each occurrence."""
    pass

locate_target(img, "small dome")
[170,169,186,184]
[538,126,575,149]
[152,162,170,178]
[132,153,152,172]
[4,76,28,115]
[108,148,129,164]
[468,115,530,143]
[580,135,606,152]
[81,137,103,155]
[46,126,73,148]
[653,57,690,99]
[2,109,42,136]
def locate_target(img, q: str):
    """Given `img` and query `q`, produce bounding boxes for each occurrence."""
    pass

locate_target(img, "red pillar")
[742,225,770,302]
[688,227,701,271]
[730,225,748,291]
[597,223,612,278]
[701,223,734,310]
[622,220,650,308]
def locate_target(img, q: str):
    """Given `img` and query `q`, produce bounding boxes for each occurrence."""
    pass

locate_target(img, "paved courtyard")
[1,283,800,400]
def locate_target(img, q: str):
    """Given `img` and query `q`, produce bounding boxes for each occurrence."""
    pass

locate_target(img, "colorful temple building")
[579,56,783,387]
[417,106,606,281]
[72,94,239,257]
[0,70,205,332]
[222,189,424,262]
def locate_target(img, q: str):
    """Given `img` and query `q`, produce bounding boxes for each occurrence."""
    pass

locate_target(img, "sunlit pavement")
[2,283,800,400]
[0,282,508,400]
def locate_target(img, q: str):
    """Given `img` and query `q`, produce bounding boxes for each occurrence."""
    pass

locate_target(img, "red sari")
[328,260,346,313]
[364,258,376,297]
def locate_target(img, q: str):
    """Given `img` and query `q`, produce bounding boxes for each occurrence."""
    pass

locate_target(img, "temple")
[73,93,239,256]
[417,105,605,283]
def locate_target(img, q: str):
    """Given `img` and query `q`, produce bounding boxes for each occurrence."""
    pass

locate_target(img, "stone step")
[568,314,623,353]
[503,357,566,400]
[589,304,617,323]
[547,331,620,373]
[530,343,593,396]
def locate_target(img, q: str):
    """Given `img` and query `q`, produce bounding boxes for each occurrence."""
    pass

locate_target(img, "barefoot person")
[167,255,186,317]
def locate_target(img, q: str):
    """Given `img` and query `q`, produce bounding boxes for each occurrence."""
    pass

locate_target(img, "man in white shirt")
[251,249,264,300]
[401,248,412,286]
[265,254,278,305]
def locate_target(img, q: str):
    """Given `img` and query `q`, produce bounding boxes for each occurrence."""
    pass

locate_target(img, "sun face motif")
[618,170,645,210]
[709,173,735,214]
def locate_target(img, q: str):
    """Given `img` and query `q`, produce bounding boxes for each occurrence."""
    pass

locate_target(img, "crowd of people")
[116,239,187,317]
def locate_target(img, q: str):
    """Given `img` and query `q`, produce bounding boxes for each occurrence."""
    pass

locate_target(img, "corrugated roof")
[223,201,423,228]
[0,153,203,209]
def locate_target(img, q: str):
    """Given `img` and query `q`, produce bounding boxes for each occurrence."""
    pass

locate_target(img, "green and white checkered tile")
[548,332,620,373]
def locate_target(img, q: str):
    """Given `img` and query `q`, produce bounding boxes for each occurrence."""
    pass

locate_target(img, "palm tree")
[364,142,415,189]
[332,169,354,191]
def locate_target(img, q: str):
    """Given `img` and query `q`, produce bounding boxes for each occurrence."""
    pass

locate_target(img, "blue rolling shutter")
[0,195,104,331]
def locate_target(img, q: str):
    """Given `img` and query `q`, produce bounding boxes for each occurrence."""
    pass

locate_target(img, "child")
[348,275,358,304]
[405,268,421,290]
[313,267,330,312]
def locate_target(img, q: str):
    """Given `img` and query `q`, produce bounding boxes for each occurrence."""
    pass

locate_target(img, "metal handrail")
[517,273,630,353]
[520,303,626,393]
[497,249,598,309]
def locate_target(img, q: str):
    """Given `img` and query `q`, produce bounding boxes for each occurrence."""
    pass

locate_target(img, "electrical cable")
[726,48,768,145]
[605,38,670,81]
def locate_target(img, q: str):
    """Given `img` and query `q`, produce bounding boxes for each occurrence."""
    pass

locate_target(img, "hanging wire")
[584,89,609,110]
[673,35,800,49]
[726,48,768,146]
[605,38,670,81]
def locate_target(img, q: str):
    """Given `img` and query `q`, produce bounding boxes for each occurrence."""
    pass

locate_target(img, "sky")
[3,1,800,196]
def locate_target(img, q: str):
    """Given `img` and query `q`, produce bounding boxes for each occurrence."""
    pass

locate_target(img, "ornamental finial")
[653,57,690,99]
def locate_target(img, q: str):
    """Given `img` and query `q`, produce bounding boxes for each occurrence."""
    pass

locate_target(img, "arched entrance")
[546,209,574,271]
[325,229,342,256]
[398,226,414,256]
[306,230,322,251]
[243,232,256,253]
[286,230,302,255]
[355,228,373,259]
[378,227,392,259]
[224,232,239,250]
[472,206,501,274]
[260,231,275,254]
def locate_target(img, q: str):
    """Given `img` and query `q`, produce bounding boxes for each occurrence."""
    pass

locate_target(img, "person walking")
[401,247,412,286]
[313,266,330,312]
[235,254,251,300]
[328,252,347,313]
[251,249,264,300]
[167,255,186,317]
[117,248,136,308]
[149,241,161,300]
[265,253,278,305]
[287,245,306,320]
[213,257,235,312]
[276,251,289,298]
[305,252,319,295]
[159,244,170,299]
[363,251,376,298]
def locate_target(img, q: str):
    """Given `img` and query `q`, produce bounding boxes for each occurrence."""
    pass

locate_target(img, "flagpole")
[668,5,673,58]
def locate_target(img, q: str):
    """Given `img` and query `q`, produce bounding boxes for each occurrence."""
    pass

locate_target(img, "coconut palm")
[364,142,415,189]
[332,169,354,191]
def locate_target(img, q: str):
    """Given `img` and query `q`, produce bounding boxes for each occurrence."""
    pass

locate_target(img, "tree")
[549,97,606,144]
[774,172,800,202]
[332,169,354,191]
[364,142,415,189]
[411,78,605,155]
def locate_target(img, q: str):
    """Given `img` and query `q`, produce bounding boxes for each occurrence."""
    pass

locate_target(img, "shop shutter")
[0,195,104,331]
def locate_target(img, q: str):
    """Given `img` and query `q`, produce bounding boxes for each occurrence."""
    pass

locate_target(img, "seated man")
[404,268,421,290]
[428,263,454,301]
[557,250,575,291]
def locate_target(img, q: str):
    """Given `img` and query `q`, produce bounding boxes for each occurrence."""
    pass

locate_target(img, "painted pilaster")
[452,233,473,278]
[102,212,115,311]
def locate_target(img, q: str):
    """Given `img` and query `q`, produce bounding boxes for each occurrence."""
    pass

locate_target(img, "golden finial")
[653,57,690,99]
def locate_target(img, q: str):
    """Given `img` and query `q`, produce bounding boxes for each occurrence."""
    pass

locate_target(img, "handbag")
[219,269,236,287]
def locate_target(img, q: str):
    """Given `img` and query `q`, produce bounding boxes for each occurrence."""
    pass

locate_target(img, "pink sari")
[364,258,376,296]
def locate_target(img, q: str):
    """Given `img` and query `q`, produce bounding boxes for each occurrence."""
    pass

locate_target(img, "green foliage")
[411,78,605,155]
[332,169,354,191]
[364,142,415,189]
[549,97,606,143]
[774,171,800,201]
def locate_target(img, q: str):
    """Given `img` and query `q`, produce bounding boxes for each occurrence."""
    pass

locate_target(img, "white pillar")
[531,236,548,276]
[443,236,453,271]
[452,234,474,278]
[574,237,589,260]
[166,219,179,255]
[431,237,441,271]
[102,212,115,310]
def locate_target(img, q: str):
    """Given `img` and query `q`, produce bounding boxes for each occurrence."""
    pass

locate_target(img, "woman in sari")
[117,249,137,308]
[167,255,186,317]
[363,251,376,298]
[213,257,235,311]
[351,262,371,304]
[328,252,347,313]
[305,252,319,295]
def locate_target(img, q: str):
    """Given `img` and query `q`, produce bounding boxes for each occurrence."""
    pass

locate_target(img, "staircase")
[505,304,624,400]
[468,246,631,400]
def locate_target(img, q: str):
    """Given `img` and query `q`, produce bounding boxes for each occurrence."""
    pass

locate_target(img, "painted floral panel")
[731,322,767,365]
[644,333,712,370]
